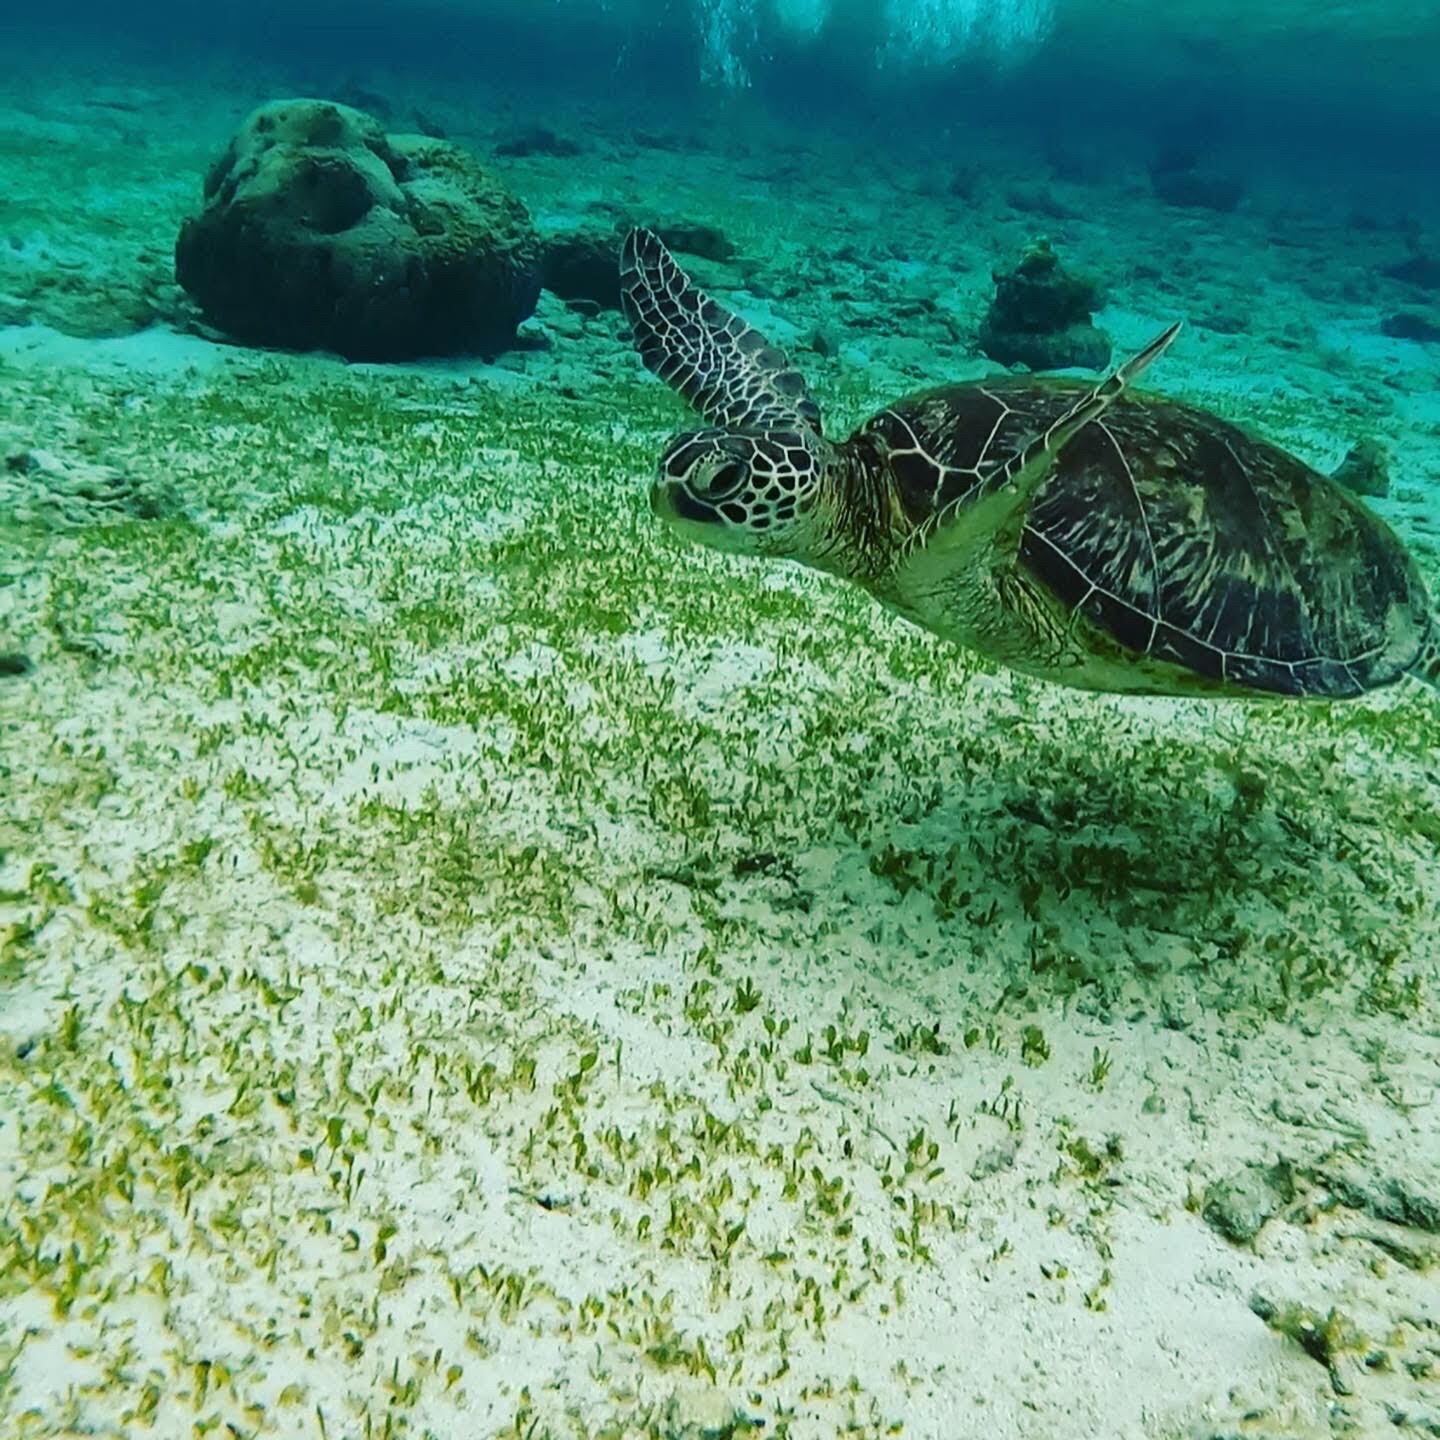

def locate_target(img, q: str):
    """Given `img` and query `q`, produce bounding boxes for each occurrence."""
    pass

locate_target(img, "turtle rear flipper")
[621,228,822,435]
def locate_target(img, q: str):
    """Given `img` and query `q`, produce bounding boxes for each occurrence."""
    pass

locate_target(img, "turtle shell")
[858,379,1432,697]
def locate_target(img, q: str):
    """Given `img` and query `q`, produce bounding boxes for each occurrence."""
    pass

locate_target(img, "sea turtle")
[621,228,1440,699]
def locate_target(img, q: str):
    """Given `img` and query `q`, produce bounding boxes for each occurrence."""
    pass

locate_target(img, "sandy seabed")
[1,45,1439,1440]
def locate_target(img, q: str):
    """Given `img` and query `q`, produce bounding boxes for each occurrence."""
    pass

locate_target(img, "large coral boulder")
[175,99,542,360]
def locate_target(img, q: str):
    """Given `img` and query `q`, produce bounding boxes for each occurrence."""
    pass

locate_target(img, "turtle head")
[650,426,830,560]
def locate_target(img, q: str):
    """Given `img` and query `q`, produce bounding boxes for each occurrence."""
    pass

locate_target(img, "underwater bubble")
[773,0,830,37]
[879,0,1055,64]
[688,0,1055,84]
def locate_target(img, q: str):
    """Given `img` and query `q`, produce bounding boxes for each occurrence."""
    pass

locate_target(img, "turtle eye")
[696,460,747,500]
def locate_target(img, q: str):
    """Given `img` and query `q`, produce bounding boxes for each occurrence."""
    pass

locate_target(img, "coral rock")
[495,125,581,158]
[653,221,736,262]
[1331,439,1390,499]
[1202,1161,1295,1245]
[1382,252,1440,290]
[978,239,1111,371]
[1381,310,1440,343]
[175,99,542,360]
[541,228,621,310]
[1149,149,1245,213]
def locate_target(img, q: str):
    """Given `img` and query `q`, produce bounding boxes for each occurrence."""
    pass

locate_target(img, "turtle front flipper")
[888,323,1183,675]
[987,322,1182,503]
[903,322,1182,576]
[621,228,822,435]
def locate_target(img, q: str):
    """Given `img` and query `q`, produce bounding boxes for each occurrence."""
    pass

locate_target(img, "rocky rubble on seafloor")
[1,445,176,529]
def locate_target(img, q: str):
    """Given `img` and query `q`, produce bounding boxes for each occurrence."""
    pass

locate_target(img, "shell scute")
[867,380,1430,695]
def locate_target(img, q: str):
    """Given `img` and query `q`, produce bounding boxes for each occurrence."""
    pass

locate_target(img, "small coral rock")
[653,221,736,262]
[1381,310,1440,343]
[1202,1160,1295,1245]
[1149,149,1244,213]
[1331,439,1390,499]
[175,99,542,360]
[663,1380,747,1440]
[1151,167,1244,213]
[1383,252,1440,290]
[979,239,1110,371]
[495,124,581,158]
[541,228,621,310]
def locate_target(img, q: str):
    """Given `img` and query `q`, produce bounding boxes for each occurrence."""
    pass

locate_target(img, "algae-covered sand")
[2,52,1440,1440]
